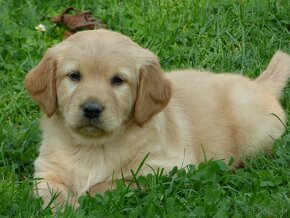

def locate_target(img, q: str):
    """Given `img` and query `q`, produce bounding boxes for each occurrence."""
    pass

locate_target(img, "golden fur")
[25,30,290,208]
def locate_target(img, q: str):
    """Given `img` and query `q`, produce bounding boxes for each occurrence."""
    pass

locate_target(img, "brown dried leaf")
[52,7,102,32]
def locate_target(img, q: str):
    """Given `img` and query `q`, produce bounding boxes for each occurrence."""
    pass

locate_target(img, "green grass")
[1,0,290,217]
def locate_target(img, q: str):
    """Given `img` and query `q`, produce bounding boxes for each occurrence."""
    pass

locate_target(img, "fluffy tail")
[255,51,290,99]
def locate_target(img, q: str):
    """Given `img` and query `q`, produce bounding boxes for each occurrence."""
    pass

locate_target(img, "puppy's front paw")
[34,180,78,211]
[88,181,115,196]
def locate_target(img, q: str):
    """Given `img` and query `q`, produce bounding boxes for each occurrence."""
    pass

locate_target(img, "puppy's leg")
[34,179,78,210]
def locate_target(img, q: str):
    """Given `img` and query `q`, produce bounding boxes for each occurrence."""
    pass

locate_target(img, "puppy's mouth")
[73,118,111,137]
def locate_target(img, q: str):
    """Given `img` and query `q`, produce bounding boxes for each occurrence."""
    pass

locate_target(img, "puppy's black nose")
[82,101,103,119]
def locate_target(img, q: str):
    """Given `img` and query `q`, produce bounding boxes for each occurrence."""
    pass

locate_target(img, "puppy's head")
[25,30,171,138]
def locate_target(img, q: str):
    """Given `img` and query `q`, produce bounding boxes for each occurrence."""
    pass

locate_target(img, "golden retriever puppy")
[25,29,290,208]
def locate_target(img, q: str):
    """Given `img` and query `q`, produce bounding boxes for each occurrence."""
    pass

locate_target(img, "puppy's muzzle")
[82,101,104,119]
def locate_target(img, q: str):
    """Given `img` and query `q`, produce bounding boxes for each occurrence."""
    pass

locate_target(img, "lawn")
[0,0,290,217]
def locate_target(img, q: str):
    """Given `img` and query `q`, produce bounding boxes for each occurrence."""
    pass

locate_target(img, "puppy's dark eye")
[69,71,81,81]
[111,75,124,86]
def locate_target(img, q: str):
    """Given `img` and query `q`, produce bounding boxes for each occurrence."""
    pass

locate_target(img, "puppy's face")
[25,30,171,139]
[55,37,139,137]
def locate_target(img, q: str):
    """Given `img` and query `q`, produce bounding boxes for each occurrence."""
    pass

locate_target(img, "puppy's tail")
[255,51,290,99]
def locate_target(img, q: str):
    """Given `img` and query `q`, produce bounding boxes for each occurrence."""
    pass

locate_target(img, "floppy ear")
[25,50,57,117]
[134,53,172,126]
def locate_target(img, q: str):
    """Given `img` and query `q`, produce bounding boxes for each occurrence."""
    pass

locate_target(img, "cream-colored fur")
[25,30,290,208]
